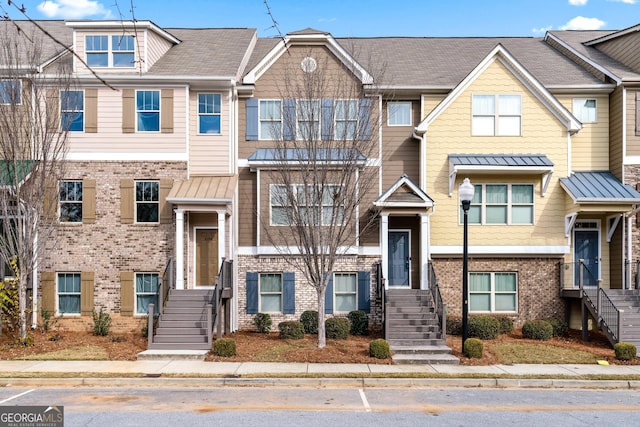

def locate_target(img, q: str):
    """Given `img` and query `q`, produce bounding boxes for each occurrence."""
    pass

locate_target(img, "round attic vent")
[301,56,317,73]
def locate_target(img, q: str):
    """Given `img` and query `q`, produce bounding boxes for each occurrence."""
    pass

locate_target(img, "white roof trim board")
[374,174,435,209]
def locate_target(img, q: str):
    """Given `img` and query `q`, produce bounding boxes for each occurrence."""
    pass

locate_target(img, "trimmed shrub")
[213,338,236,357]
[463,338,484,358]
[325,317,350,339]
[300,310,319,334]
[348,310,369,336]
[494,315,514,335]
[614,342,637,361]
[546,318,569,338]
[278,321,305,339]
[369,339,391,359]
[522,320,553,341]
[92,307,112,336]
[446,316,463,336]
[253,313,272,334]
[468,315,500,340]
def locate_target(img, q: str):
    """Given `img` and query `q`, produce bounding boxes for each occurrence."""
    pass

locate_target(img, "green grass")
[18,345,109,361]
[489,342,600,364]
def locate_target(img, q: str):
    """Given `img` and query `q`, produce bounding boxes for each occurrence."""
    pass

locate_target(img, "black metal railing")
[374,262,385,337]
[599,288,622,343]
[147,257,174,348]
[428,261,446,337]
[209,258,233,346]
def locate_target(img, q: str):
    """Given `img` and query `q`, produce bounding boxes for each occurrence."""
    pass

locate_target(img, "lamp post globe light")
[459,178,474,347]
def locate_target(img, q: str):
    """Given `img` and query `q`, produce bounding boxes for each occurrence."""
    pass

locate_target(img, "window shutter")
[358,271,371,313]
[120,179,134,224]
[161,89,174,133]
[246,98,258,140]
[358,98,371,140]
[80,271,95,316]
[83,178,96,224]
[43,180,58,222]
[636,92,640,137]
[85,89,98,133]
[321,98,334,141]
[122,89,135,133]
[120,271,134,316]
[324,275,334,314]
[159,178,173,224]
[246,272,258,314]
[40,271,56,314]
[46,89,60,133]
[283,272,295,314]
[283,98,296,140]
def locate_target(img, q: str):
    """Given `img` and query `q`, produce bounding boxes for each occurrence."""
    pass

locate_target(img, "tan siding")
[381,99,420,189]
[73,29,144,74]
[189,90,232,175]
[426,60,569,248]
[609,86,624,179]
[627,90,640,156]
[595,32,640,74]
[238,168,257,246]
[82,179,96,224]
[146,30,174,70]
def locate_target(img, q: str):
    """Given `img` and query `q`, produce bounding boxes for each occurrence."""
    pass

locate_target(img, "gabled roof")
[65,20,180,44]
[560,171,640,204]
[415,44,582,135]
[584,24,640,46]
[242,29,373,85]
[0,21,71,69]
[374,174,434,209]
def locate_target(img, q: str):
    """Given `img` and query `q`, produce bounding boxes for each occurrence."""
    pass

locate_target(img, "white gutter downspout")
[412,129,426,190]
[627,215,633,290]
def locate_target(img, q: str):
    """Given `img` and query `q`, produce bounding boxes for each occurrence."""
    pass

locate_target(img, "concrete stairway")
[148,289,213,350]
[386,289,458,364]
[601,289,640,355]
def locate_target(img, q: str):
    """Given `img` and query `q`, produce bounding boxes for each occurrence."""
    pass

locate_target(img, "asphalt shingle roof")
[0,20,70,68]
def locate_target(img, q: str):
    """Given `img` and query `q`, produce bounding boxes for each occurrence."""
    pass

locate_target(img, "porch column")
[381,213,389,290]
[175,209,185,290]
[217,209,226,269]
[420,213,430,290]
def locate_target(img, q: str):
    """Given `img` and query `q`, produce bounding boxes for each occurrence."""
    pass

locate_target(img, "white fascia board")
[66,152,188,161]
[236,246,379,256]
[65,20,181,44]
[430,245,570,255]
[166,198,233,205]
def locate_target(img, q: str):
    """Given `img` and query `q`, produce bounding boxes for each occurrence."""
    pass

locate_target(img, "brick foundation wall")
[433,257,565,327]
[42,314,147,334]
[236,255,382,331]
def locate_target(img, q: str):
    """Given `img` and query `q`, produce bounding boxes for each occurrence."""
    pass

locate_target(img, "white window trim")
[111,34,135,68]
[56,272,81,316]
[85,34,135,68]
[60,89,85,132]
[258,99,282,140]
[0,80,21,105]
[296,99,321,141]
[134,180,160,224]
[269,183,345,227]
[461,183,535,226]
[135,90,161,133]
[134,272,160,316]
[333,272,358,313]
[472,94,522,136]
[469,271,518,313]
[197,93,222,135]
[259,272,283,313]
[59,180,83,224]
[334,99,358,139]
[572,98,597,123]
[387,101,412,126]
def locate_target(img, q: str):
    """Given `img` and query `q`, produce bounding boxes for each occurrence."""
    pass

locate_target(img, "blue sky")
[4,0,640,37]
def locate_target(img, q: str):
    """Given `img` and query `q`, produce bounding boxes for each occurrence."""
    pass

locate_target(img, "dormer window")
[86,35,135,68]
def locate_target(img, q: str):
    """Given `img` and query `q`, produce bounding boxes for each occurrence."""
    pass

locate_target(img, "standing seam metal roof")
[560,171,640,202]
[448,154,554,167]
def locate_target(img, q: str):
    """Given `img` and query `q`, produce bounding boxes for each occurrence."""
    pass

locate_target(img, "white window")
[61,90,84,132]
[0,80,21,105]
[270,184,344,226]
[334,273,357,312]
[297,99,321,140]
[59,180,83,223]
[135,181,159,223]
[86,35,135,68]
[57,273,81,315]
[259,273,282,312]
[462,184,534,225]
[259,100,282,140]
[135,273,159,315]
[472,94,521,136]
[136,90,160,132]
[335,99,358,139]
[198,93,221,134]
[573,98,597,123]
[388,102,411,126]
[469,272,517,313]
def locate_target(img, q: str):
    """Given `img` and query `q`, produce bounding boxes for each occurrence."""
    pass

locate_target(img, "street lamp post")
[459,178,475,347]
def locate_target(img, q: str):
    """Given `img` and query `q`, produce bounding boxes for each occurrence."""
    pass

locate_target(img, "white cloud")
[532,26,553,34]
[37,0,112,19]
[318,17,337,23]
[607,0,636,4]
[569,0,588,6]
[560,16,606,30]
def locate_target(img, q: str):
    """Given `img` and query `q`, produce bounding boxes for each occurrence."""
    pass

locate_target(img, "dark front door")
[574,226,598,287]
[388,230,410,287]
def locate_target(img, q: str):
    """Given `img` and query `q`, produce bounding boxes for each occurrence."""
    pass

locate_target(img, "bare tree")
[0,22,73,341]
[259,46,382,348]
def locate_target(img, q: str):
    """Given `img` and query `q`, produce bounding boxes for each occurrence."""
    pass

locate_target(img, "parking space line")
[0,389,35,404]
[358,388,371,412]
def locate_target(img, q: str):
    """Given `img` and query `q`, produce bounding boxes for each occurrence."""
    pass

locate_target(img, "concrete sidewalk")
[2,359,640,389]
